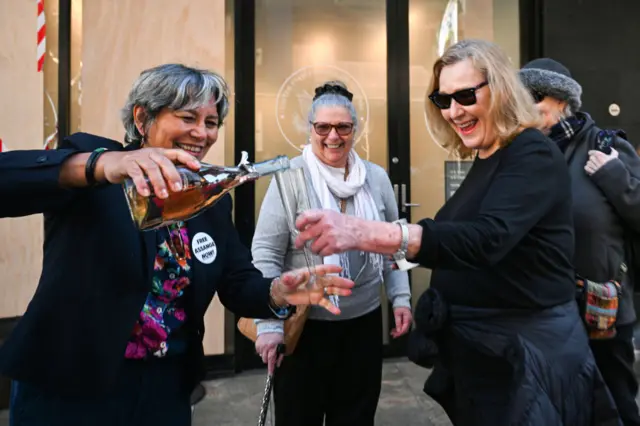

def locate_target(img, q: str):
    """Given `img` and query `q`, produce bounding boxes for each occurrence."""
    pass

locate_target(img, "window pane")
[254,0,388,219]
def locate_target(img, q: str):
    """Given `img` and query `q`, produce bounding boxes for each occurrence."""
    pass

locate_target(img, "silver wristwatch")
[392,219,419,271]
[393,219,410,260]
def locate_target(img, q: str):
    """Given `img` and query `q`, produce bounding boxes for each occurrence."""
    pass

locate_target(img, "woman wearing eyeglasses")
[520,58,640,426]
[290,41,621,425]
[251,81,412,426]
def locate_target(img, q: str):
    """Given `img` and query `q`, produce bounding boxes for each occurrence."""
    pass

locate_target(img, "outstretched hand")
[272,264,354,315]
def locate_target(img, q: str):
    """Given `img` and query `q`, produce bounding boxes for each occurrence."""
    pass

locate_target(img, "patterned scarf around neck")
[548,115,585,153]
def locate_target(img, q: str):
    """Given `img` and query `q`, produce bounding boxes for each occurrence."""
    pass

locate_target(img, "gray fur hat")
[519,58,582,112]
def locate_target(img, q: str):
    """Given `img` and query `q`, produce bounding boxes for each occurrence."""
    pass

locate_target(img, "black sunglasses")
[311,122,354,136]
[530,90,546,103]
[429,81,488,109]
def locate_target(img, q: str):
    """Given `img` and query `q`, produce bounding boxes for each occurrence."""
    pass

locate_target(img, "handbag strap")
[615,262,628,289]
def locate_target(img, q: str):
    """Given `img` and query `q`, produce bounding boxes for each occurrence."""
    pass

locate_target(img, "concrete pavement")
[192,353,640,425]
[1,355,639,425]
[191,358,451,426]
[0,358,452,426]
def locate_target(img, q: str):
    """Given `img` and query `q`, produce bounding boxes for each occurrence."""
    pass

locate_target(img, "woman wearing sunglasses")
[251,81,412,426]
[520,58,640,426]
[291,41,621,425]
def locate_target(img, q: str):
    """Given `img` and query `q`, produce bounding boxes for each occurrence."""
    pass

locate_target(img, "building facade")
[1,0,638,375]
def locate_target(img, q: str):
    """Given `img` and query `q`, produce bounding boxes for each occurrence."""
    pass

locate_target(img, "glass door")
[252,0,388,191]
[407,0,521,306]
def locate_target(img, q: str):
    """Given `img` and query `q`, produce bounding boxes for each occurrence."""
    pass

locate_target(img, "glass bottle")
[123,151,290,231]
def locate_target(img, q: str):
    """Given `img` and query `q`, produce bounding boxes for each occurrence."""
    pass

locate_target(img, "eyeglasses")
[530,90,545,103]
[428,81,488,109]
[311,122,354,136]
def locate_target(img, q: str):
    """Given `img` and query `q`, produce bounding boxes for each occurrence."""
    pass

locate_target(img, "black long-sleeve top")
[414,128,576,309]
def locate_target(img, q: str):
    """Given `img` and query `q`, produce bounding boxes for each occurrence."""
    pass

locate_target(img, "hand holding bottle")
[100,148,201,198]
[118,151,289,231]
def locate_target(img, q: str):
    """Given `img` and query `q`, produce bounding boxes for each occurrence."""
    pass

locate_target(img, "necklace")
[166,223,186,261]
[338,160,350,214]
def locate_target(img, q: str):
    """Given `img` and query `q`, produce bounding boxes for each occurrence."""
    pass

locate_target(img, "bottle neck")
[248,156,290,178]
[196,155,289,179]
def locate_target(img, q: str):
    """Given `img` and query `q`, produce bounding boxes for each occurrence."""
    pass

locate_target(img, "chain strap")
[165,223,186,261]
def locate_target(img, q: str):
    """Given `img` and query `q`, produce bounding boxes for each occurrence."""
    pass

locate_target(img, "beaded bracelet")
[268,278,291,319]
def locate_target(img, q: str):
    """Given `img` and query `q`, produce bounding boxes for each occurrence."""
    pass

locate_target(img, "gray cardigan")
[251,155,411,335]
[566,112,640,325]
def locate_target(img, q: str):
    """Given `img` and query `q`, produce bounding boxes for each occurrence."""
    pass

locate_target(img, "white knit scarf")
[302,145,384,299]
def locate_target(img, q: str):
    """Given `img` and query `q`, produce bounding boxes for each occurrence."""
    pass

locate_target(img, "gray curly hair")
[121,63,230,144]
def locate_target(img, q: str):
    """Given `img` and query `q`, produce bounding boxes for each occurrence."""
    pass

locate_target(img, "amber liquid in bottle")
[123,154,289,231]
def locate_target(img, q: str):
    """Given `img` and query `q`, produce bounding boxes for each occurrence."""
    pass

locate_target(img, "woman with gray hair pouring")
[520,57,640,426]
[0,64,354,426]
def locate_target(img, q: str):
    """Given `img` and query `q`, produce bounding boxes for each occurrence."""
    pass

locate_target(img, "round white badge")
[192,232,217,264]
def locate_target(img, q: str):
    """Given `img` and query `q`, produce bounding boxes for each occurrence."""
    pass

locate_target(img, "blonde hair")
[425,39,543,159]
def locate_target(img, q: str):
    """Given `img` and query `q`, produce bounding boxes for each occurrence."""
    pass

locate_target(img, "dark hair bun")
[313,81,353,102]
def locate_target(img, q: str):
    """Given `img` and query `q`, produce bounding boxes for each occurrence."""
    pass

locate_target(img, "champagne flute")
[274,168,322,290]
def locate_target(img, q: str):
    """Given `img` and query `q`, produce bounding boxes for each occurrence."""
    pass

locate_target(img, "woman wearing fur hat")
[521,57,640,426]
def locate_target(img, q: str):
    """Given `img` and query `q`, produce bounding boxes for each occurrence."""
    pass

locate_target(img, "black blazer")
[0,133,276,395]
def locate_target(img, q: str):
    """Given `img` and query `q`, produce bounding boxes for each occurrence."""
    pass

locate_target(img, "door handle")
[401,184,420,213]
[393,184,399,207]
